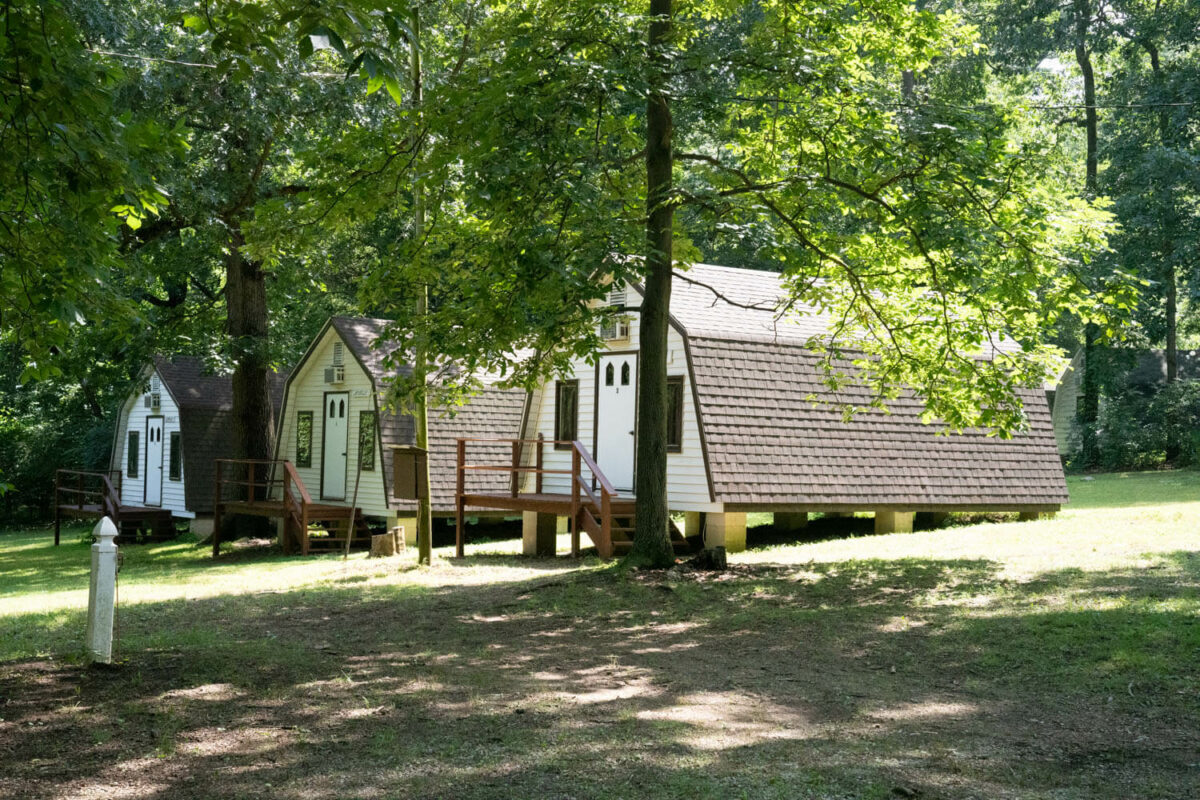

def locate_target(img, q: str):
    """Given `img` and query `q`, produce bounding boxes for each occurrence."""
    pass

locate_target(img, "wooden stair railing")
[53,469,123,545]
[454,436,623,558]
[212,459,317,557]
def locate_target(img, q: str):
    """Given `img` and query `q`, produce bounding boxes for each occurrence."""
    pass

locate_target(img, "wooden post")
[601,489,611,556]
[570,447,581,557]
[53,472,61,546]
[212,460,223,558]
[455,439,466,558]
[536,434,544,494]
[76,472,83,512]
[510,440,520,498]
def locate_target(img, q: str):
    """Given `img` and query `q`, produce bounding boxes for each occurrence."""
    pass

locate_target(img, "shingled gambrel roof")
[150,356,289,513]
[687,337,1068,509]
[660,264,1068,510]
[327,316,528,513]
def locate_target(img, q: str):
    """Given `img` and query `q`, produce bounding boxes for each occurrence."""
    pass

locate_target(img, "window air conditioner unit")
[599,288,630,341]
[599,317,630,341]
[144,392,161,410]
[324,365,346,384]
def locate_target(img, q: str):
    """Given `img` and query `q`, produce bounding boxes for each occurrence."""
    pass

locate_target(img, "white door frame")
[144,416,164,507]
[322,391,350,500]
[595,352,638,492]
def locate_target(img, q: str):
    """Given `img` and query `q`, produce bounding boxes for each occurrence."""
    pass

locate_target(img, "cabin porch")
[453,437,696,559]
[54,469,175,544]
[212,460,373,556]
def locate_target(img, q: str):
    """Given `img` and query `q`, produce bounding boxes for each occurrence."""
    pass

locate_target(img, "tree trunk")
[1074,3,1102,469]
[410,8,434,566]
[1146,42,1178,384]
[628,0,676,569]
[225,220,275,534]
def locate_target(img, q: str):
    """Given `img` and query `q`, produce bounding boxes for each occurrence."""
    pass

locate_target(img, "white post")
[86,517,119,665]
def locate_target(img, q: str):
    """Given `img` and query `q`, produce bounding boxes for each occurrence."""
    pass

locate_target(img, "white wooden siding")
[527,281,718,512]
[275,327,390,517]
[109,368,192,518]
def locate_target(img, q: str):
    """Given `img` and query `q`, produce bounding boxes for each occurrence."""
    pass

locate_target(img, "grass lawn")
[1,471,1197,799]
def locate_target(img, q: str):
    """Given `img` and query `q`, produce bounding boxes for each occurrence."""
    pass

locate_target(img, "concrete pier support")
[775,512,808,532]
[523,511,557,557]
[684,512,703,539]
[86,517,119,665]
[705,512,747,553]
[389,514,418,546]
[874,510,914,535]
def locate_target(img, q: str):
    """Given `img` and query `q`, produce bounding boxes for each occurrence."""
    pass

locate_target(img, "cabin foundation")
[874,510,914,534]
[705,511,747,553]
[523,511,558,557]
[388,514,418,546]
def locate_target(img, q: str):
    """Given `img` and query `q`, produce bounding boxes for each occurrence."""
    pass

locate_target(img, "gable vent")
[333,342,344,366]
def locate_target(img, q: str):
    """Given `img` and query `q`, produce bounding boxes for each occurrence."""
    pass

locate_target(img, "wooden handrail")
[213,459,315,557]
[54,469,123,545]
[454,437,623,559]
[572,440,618,498]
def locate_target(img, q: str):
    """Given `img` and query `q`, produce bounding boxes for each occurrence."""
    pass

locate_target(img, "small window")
[605,363,614,386]
[359,411,377,471]
[621,362,630,386]
[554,380,579,449]
[667,376,684,453]
[296,411,313,468]
[333,342,344,366]
[168,432,182,481]
[127,431,140,479]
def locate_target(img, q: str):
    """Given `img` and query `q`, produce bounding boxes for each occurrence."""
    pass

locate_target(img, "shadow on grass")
[1,548,1197,800]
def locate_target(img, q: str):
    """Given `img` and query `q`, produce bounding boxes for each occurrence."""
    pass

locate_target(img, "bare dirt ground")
[1,537,1197,800]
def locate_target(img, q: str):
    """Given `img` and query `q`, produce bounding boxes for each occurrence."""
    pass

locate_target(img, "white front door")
[144,416,164,506]
[596,353,637,492]
[322,392,349,499]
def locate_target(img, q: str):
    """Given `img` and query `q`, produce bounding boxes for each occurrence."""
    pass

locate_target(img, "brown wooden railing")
[54,469,123,545]
[454,436,619,558]
[213,459,314,556]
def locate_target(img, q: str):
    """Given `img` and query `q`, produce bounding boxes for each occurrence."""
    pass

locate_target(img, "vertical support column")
[705,512,747,553]
[86,517,119,665]
[212,460,223,558]
[456,439,466,558]
[775,512,808,532]
[523,511,558,557]
[874,511,914,534]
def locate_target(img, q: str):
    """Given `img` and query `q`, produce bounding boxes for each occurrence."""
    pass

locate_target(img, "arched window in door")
[620,362,630,386]
[605,363,614,386]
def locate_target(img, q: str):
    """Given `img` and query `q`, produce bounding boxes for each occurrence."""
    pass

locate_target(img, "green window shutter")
[168,432,182,481]
[296,411,313,468]
[127,431,140,479]
[359,411,377,471]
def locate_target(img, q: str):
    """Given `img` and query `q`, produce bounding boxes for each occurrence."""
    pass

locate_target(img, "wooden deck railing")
[454,436,619,558]
[213,459,314,556]
[54,469,123,545]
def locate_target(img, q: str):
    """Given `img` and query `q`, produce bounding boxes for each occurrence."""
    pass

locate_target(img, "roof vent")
[607,288,626,307]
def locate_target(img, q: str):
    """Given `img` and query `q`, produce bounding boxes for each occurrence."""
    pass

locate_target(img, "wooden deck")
[455,438,696,559]
[213,460,371,556]
[54,470,175,544]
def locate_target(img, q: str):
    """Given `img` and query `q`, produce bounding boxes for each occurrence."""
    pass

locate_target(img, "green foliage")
[1094,381,1200,471]
[0,0,181,380]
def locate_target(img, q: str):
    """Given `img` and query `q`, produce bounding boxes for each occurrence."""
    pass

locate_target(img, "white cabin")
[109,357,287,531]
